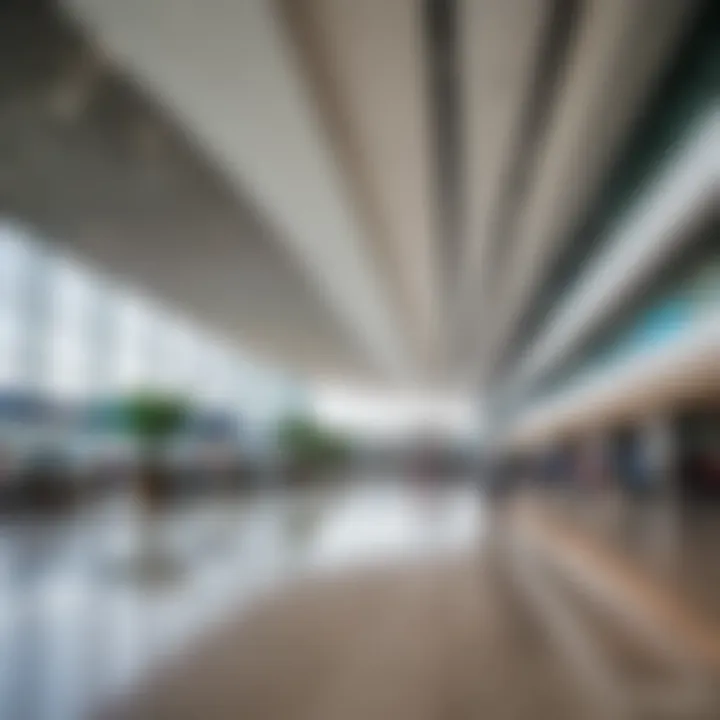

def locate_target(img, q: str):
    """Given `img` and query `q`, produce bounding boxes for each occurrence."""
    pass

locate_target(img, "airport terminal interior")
[0,1,718,718]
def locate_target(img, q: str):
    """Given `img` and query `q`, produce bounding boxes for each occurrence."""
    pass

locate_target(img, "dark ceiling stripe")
[485,0,583,283]
[493,0,717,394]
[425,0,461,286]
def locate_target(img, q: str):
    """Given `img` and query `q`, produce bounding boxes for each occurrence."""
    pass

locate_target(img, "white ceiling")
[14,0,700,394]
[283,0,441,374]
[480,0,698,379]
[65,0,410,380]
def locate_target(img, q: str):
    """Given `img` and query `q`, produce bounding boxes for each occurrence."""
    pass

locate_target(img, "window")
[112,293,153,392]
[151,313,200,394]
[45,256,96,399]
[0,229,29,388]
[196,339,234,408]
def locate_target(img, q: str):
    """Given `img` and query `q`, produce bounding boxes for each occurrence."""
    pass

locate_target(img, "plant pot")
[137,463,170,511]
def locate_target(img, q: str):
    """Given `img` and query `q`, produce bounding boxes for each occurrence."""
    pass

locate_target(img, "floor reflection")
[0,478,482,720]
[309,481,482,570]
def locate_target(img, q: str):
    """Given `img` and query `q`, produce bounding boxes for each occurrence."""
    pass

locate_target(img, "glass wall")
[0,221,304,452]
[45,256,97,400]
[0,228,28,388]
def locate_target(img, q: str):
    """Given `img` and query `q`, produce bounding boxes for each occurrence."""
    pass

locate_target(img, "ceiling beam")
[64,0,411,380]
[481,0,698,385]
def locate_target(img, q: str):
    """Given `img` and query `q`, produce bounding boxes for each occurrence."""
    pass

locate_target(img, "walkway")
[2,479,719,719]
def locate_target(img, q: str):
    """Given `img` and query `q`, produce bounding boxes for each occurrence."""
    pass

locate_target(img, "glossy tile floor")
[1,479,718,719]
[0,479,481,720]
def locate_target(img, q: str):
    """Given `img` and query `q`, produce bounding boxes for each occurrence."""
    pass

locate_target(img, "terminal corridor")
[0,1,718,718]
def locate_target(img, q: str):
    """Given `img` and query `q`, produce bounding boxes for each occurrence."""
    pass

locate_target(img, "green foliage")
[277,416,350,471]
[121,391,188,446]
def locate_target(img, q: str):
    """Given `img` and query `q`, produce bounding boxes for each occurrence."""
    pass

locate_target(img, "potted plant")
[121,390,189,510]
[119,391,189,582]
[277,415,349,483]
